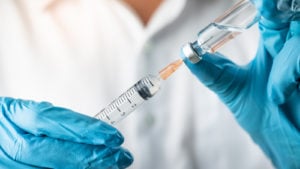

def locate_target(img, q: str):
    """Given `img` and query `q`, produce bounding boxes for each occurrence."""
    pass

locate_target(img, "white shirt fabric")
[0,0,274,168]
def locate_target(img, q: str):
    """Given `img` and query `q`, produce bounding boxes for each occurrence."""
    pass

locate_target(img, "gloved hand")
[251,0,300,23]
[181,17,300,169]
[0,97,133,169]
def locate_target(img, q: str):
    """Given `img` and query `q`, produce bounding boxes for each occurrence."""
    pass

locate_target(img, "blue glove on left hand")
[0,97,133,169]
[181,17,300,169]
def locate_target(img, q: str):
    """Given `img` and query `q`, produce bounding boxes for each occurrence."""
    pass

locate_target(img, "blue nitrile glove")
[181,17,300,169]
[251,0,300,23]
[268,21,300,104]
[0,97,133,169]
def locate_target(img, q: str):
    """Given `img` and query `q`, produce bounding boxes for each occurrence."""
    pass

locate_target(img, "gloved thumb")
[181,49,245,104]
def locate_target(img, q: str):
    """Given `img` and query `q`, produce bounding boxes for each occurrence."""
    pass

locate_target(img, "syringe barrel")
[94,75,161,125]
[182,0,259,63]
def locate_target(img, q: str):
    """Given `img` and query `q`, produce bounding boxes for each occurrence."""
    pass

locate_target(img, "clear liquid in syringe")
[94,59,183,125]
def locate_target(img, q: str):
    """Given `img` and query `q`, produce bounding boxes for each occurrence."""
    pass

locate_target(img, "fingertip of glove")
[117,149,134,169]
[104,129,124,147]
[115,131,125,145]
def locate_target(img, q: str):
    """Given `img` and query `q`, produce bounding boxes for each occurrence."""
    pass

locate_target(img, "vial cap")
[182,43,201,64]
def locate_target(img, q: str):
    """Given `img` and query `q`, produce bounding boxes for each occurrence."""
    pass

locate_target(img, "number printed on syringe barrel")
[95,75,161,125]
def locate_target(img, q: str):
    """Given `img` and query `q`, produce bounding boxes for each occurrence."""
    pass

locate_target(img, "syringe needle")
[159,59,183,80]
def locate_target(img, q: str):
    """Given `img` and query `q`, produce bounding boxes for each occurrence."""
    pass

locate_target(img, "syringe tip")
[159,59,183,80]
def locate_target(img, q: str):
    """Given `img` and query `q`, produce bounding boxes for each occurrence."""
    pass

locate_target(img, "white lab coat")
[0,0,274,168]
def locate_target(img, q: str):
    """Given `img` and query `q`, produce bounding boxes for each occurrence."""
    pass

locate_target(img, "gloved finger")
[0,148,42,169]
[88,148,134,169]
[1,97,123,147]
[181,50,245,105]
[5,133,133,169]
[268,35,300,104]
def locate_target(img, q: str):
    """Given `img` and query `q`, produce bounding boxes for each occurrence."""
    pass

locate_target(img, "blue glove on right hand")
[0,97,133,169]
[181,16,300,169]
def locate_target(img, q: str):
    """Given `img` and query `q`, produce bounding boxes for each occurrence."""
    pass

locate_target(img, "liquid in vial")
[197,23,243,53]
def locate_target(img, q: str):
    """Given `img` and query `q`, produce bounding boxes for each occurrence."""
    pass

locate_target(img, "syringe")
[94,59,183,125]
